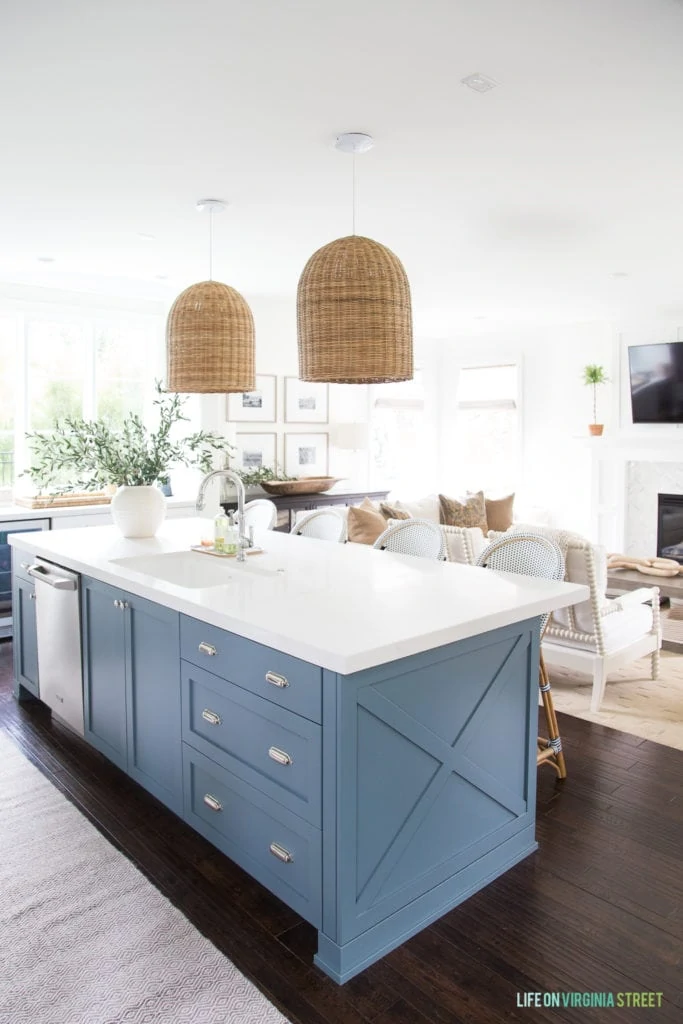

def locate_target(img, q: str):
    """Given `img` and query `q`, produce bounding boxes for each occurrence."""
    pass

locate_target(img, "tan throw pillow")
[439,491,488,532]
[379,502,411,521]
[347,504,389,545]
[360,496,380,512]
[485,494,515,533]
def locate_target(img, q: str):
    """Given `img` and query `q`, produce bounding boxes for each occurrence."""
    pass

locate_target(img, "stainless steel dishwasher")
[27,558,84,735]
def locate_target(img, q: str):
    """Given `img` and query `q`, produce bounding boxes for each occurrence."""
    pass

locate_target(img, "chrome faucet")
[195,469,252,563]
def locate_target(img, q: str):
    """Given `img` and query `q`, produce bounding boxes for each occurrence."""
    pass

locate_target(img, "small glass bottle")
[224,512,238,555]
[213,510,229,553]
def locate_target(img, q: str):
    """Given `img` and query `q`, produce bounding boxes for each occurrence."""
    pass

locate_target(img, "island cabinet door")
[124,594,182,815]
[12,576,39,698]
[82,576,128,771]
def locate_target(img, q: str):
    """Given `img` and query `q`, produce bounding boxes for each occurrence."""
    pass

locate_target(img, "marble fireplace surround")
[627,462,683,555]
[588,436,683,554]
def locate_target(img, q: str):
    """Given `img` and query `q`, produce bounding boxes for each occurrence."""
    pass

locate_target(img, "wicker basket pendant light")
[297,133,413,384]
[166,199,255,393]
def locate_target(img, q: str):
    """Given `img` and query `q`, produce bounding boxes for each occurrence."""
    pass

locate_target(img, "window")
[454,363,519,495]
[95,320,152,427]
[370,371,433,493]
[0,305,163,499]
[27,319,87,430]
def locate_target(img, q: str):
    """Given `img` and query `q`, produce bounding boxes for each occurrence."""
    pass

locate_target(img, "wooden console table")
[222,488,390,533]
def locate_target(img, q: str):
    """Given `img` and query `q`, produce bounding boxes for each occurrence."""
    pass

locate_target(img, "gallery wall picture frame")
[284,377,329,423]
[233,432,278,474]
[226,374,277,422]
[284,432,329,478]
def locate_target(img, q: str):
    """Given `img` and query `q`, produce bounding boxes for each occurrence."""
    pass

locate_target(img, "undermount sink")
[110,550,279,588]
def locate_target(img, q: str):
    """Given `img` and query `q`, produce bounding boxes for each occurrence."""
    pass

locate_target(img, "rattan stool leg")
[537,653,567,779]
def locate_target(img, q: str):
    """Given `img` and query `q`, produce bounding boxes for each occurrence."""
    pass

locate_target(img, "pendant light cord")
[208,205,214,281]
[352,152,356,235]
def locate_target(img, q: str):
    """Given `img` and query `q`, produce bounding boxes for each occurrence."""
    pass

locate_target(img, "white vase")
[111,485,166,538]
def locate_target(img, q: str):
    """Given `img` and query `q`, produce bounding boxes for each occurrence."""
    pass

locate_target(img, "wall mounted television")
[628,341,683,424]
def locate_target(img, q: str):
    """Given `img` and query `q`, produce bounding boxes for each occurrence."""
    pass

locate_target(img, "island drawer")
[181,661,321,825]
[180,615,322,723]
[183,745,321,928]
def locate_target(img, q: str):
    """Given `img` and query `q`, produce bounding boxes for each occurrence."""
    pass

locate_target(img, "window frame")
[366,349,444,494]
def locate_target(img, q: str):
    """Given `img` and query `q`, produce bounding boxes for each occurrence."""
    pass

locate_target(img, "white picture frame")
[284,432,329,477]
[233,432,278,474]
[226,374,277,422]
[284,377,329,423]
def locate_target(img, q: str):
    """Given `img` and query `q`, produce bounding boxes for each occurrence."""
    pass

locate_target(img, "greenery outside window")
[0,305,164,500]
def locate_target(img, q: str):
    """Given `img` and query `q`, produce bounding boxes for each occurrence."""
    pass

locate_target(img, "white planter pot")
[111,485,166,538]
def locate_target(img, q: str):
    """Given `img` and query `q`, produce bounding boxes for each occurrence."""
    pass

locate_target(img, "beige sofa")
[315,492,509,563]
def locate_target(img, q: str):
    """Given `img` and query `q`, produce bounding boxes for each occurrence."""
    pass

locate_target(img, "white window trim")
[366,351,443,492]
[453,356,524,493]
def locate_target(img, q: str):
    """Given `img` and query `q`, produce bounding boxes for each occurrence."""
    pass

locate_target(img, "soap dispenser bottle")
[213,509,229,553]
[225,512,238,555]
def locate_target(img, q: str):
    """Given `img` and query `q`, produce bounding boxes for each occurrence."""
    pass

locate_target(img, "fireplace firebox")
[657,493,683,563]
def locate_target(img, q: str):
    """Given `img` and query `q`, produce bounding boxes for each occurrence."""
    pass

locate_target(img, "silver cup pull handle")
[268,746,293,766]
[203,794,222,812]
[269,842,293,864]
[198,642,217,656]
[265,671,288,689]
[202,708,222,726]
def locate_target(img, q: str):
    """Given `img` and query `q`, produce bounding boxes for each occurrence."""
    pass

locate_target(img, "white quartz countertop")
[9,519,589,675]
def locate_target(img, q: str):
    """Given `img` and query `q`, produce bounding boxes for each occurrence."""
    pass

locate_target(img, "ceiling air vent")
[461,72,498,93]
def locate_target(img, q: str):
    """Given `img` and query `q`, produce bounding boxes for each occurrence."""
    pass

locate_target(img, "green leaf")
[22,380,235,493]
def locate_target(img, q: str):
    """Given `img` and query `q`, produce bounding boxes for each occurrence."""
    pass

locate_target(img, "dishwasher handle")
[27,564,78,591]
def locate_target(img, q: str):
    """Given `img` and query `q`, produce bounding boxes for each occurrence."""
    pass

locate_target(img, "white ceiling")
[3,0,683,332]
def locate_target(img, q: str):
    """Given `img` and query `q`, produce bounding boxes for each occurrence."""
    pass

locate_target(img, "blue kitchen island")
[10,520,586,983]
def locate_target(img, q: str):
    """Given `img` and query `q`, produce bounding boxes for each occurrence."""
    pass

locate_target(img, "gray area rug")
[0,732,290,1023]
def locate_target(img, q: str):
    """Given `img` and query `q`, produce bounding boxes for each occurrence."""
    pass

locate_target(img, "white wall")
[439,321,615,535]
[583,320,683,553]
[202,304,621,533]
[198,294,371,489]
[15,279,679,543]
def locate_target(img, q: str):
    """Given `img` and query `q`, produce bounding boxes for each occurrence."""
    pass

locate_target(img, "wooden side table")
[607,567,683,652]
[222,488,390,533]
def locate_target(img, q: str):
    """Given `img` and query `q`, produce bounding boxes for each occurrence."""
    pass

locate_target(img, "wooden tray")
[14,492,112,509]
[190,545,264,558]
[260,477,341,496]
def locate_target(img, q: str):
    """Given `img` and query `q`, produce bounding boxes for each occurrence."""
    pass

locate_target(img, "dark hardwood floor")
[1,639,681,1023]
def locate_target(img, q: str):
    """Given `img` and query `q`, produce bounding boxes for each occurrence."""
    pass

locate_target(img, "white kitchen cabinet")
[50,501,195,530]
[51,512,113,529]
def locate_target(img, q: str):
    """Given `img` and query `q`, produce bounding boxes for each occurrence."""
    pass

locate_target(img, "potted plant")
[582,364,609,436]
[24,384,234,537]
